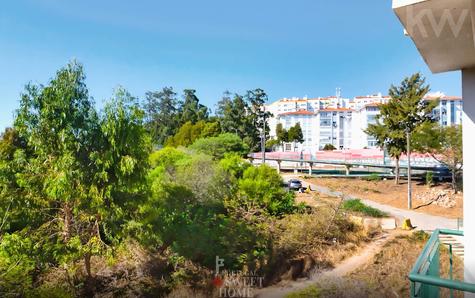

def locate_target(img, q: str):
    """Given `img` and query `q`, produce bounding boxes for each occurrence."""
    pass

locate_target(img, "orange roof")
[364,103,381,107]
[278,110,315,116]
[425,95,462,101]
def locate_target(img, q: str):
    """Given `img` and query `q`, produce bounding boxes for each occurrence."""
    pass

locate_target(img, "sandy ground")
[303,177,463,219]
[254,232,398,298]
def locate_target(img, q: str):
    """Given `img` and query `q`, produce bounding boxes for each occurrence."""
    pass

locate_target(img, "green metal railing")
[409,229,475,298]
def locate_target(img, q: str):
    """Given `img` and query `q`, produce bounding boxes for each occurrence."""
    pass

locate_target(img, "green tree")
[5,62,151,286]
[216,92,249,138]
[179,89,209,125]
[234,164,298,218]
[0,128,31,234]
[165,120,220,147]
[189,133,250,159]
[275,123,289,147]
[365,73,435,184]
[413,123,462,192]
[245,89,272,152]
[288,123,304,144]
[143,87,179,145]
[142,148,264,270]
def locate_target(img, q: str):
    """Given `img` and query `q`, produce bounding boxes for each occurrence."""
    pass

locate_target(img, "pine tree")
[143,87,179,145]
[179,89,209,125]
[365,73,436,184]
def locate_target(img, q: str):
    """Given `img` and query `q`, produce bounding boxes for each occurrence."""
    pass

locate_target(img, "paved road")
[285,174,459,231]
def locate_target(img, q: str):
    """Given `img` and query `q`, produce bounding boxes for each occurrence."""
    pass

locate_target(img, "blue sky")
[0,0,461,130]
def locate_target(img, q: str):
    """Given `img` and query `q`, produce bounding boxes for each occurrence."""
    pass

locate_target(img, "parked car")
[288,179,302,190]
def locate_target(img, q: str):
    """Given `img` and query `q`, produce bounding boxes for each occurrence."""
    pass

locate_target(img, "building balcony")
[410,229,475,297]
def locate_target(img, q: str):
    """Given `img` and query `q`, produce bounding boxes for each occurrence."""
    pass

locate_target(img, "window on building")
[367,115,377,124]
[367,140,378,147]
[320,119,331,127]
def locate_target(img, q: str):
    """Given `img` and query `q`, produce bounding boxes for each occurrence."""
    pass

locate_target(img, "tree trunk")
[63,202,72,241]
[395,157,400,185]
[84,253,92,278]
[452,168,457,194]
[84,252,95,297]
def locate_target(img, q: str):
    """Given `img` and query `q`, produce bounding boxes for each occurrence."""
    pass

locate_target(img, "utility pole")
[407,129,412,209]
[261,106,266,165]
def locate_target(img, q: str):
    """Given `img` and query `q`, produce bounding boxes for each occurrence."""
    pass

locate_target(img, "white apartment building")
[267,93,462,152]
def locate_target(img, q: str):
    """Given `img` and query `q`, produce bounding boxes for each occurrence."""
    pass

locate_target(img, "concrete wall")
[463,67,475,290]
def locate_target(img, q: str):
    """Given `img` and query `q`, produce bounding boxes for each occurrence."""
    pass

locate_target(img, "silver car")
[288,179,302,190]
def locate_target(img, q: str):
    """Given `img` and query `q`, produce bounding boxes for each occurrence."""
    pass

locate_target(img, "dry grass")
[286,231,464,298]
[264,203,371,287]
[36,240,215,298]
[349,231,463,297]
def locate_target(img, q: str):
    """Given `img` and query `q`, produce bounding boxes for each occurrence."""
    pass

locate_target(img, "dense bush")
[189,133,249,159]
[323,144,336,151]
[141,148,299,271]
[342,199,388,218]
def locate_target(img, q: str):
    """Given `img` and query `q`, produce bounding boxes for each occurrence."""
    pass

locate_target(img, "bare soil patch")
[304,177,463,218]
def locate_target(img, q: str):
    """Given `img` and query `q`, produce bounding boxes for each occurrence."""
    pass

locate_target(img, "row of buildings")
[266,92,463,152]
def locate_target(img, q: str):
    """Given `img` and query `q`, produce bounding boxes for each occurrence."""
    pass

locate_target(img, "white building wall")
[267,93,463,153]
[462,68,475,286]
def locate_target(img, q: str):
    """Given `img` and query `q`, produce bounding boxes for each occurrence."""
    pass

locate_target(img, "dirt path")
[283,174,459,231]
[253,232,396,298]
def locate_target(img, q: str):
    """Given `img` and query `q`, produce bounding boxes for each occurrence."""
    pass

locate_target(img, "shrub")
[236,164,298,217]
[341,199,388,218]
[323,144,336,151]
[426,171,434,186]
[364,173,382,181]
[286,285,321,298]
[189,133,249,160]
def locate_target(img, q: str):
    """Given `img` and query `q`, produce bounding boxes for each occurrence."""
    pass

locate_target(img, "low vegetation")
[363,173,382,182]
[287,231,464,298]
[341,199,388,218]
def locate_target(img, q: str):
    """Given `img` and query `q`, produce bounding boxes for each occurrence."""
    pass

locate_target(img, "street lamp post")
[407,129,412,209]
[261,107,266,165]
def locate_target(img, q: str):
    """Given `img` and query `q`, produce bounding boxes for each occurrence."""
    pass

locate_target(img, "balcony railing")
[409,229,475,298]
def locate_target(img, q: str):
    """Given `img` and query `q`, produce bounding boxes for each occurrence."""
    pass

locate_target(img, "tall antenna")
[336,88,342,107]
[336,87,341,99]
